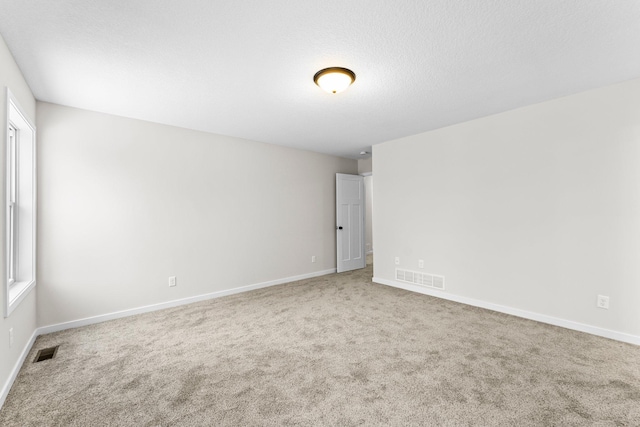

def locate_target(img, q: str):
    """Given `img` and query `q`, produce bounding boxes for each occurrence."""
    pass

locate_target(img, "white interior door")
[336,173,365,273]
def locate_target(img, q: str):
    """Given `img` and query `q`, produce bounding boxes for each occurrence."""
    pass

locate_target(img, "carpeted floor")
[1,258,639,426]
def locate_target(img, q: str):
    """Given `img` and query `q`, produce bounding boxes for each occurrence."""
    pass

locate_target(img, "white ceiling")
[1,1,640,159]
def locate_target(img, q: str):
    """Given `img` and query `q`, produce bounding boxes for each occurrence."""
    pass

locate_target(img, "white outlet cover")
[418,260,424,268]
[597,295,609,309]
[169,276,177,287]
[395,257,400,265]
[311,256,316,263]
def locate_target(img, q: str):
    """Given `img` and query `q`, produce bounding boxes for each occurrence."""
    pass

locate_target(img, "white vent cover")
[396,268,445,290]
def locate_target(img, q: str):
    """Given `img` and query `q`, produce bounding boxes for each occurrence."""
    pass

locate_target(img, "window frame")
[4,88,36,317]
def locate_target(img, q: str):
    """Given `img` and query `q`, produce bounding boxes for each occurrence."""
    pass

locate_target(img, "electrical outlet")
[311,256,316,263]
[9,328,14,348]
[395,257,400,265]
[597,295,609,309]
[418,259,424,269]
[169,276,177,287]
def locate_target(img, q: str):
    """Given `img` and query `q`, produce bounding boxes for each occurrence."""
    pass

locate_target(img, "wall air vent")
[396,268,445,290]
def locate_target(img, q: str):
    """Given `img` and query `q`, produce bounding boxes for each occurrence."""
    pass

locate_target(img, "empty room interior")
[1,1,640,425]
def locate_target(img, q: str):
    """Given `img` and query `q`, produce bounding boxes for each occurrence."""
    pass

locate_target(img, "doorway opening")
[363,174,373,268]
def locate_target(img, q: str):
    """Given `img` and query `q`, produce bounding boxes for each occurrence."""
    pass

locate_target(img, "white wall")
[373,77,640,340]
[358,157,372,174]
[37,102,357,327]
[0,35,37,403]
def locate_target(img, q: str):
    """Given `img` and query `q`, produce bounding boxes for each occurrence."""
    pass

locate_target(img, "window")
[4,89,36,317]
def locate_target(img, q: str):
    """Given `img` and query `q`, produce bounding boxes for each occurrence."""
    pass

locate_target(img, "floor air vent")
[396,268,445,290]
[34,346,59,363]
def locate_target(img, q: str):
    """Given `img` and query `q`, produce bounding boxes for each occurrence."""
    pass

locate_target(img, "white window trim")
[4,88,36,317]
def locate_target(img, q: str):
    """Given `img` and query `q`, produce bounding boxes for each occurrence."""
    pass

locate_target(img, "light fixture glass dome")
[314,67,356,94]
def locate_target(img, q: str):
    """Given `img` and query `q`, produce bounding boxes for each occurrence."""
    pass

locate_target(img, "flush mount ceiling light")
[313,67,356,94]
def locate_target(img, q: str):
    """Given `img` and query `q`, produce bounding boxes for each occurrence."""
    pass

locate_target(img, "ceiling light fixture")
[313,67,356,94]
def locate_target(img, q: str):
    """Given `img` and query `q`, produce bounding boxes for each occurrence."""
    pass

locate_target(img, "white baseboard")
[0,329,37,409]
[373,276,640,346]
[38,268,336,335]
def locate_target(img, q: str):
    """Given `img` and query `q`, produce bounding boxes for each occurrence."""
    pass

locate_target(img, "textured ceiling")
[1,1,640,159]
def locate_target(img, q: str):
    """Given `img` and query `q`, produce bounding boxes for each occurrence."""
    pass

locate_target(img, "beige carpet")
[1,260,639,426]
